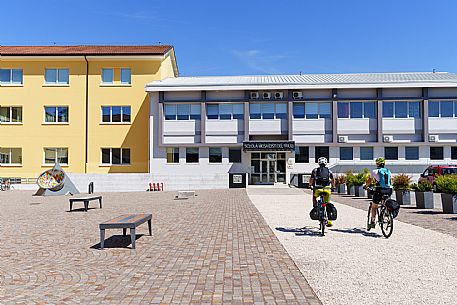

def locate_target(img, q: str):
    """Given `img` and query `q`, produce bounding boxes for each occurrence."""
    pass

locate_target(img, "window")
[383,101,421,118]
[101,148,130,165]
[229,148,242,163]
[44,148,68,165]
[0,69,23,84]
[360,147,373,160]
[315,146,329,163]
[186,148,199,163]
[101,106,131,123]
[338,102,375,118]
[45,106,68,123]
[102,68,114,84]
[295,146,309,163]
[440,101,454,118]
[430,147,444,160]
[305,103,318,119]
[166,148,179,163]
[209,148,222,163]
[384,147,398,160]
[164,104,200,120]
[120,68,131,84]
[340,147,353,160]
[452,147,457,160]
[207,104,244,120]
[0,148,22,165]
[429,101,440,117]
[405,147,419,160]
[250,103,288,119]
[45,68,69,84]
[0,107,22,123]
[294,102,331,119]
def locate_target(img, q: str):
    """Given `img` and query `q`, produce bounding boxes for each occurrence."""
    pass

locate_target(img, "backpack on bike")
[385,199,400,219]
[327,203,338,220]
[309,207,319,220]
[377,168,391,188]
[316,167,330,186]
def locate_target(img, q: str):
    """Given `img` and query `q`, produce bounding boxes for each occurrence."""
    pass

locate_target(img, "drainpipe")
[84,56,89,173]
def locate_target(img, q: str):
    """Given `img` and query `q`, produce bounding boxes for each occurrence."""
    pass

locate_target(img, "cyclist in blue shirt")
[367,157,392,230]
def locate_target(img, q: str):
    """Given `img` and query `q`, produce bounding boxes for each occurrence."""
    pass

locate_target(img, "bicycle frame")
[316,194,328,236]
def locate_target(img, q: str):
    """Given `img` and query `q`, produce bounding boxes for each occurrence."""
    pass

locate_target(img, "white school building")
[144,72,457,189]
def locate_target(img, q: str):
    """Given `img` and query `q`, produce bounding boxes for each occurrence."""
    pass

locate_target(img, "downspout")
[84,56,89,173]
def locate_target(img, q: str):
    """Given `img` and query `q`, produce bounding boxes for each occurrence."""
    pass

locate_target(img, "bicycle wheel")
[1,184,6,191]
[367,203,372,230]
[380,207,393,238]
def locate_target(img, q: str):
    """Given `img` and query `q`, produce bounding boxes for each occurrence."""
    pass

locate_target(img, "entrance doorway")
[250,152,286,184]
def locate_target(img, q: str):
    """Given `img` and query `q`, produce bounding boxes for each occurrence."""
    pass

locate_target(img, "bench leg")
[84,200,88,212]
[99,198,102,209]
[148,219,152,236]
[130,228,136,249]
[100,229,105,250]
[123,228,127,236]
[70,202,73,212]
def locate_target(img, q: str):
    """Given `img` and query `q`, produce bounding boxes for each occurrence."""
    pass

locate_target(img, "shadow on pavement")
[330,227,383,238]
[276,226,323,237]
[412,210,443,215]
[91,234,144,249]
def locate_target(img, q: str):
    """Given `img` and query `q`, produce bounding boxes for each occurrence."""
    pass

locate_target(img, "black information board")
[242,141,295,151]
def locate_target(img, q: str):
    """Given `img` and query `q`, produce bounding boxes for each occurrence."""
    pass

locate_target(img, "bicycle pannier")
[309,207,319,220]
[385,199,400,218]
[327,203,338,220]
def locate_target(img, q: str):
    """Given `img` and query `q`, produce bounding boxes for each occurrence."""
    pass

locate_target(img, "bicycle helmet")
[375,157,385,167]
[318,157,328,166]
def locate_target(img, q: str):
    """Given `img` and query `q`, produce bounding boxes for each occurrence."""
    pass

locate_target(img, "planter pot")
[415,191,434,209]
[348,185,355,196]
[337,184,346,194]
[441,193,457,214]
[367,189,374,199]
[395,190,411,205]
[354,185,366,197]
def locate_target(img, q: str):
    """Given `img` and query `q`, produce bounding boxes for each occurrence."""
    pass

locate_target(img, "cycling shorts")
[372,187,392,204]
[313,186,332,203]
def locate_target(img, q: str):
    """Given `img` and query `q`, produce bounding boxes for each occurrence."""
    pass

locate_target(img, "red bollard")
[161,182,164,191]
[149,183,153,191]
[153,183,157,191]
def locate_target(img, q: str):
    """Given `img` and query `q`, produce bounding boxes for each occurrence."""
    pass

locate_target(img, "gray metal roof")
[146,72,457,91]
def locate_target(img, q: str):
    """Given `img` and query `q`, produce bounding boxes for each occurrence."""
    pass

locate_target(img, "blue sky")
[2,0,457,76]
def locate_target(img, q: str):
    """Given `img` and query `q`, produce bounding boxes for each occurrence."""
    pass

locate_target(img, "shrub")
[353,169,370,186]
[412,181,433,192]
[392,174,412,191]
[435,175,457,194]
[346,171,355,186]
[335,175,347,185]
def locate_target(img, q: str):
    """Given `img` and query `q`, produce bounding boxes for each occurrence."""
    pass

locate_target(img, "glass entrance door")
[251,152,286,184]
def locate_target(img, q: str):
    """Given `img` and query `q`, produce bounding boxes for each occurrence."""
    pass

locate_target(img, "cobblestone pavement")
[311,190,457,238]
[0,190,320,305]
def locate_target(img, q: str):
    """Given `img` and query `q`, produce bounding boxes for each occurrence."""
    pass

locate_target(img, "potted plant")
[366,176,376,199]
[392,174,412,205]
[353,169,369,197]
[412,181,434,209]
[346,171,355,195]
[435,175,457,214]
[335,175,347,194]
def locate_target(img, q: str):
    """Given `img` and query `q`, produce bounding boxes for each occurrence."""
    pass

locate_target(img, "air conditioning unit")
[274,92,283,99]
[429,135,439,142]
[292,91,303,99]
[383,135,393,143]
[250,92,259,100]
[263,92,271,99]
[338,136,348,143]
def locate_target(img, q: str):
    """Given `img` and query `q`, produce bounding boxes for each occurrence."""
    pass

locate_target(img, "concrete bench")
[99,214,152,249]
[69,196,102,212]
[175,190,195,200]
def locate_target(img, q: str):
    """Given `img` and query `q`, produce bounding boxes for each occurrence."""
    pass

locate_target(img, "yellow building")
[0,45,178,179]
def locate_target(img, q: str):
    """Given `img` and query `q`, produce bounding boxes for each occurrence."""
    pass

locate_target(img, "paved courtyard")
[0,190,320,305]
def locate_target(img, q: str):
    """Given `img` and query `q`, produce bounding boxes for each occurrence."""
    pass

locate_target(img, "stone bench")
[175,190,195,200]
[99,214,152,249]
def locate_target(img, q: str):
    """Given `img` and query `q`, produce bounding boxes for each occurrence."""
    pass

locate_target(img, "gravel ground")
[247,187,457,305]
